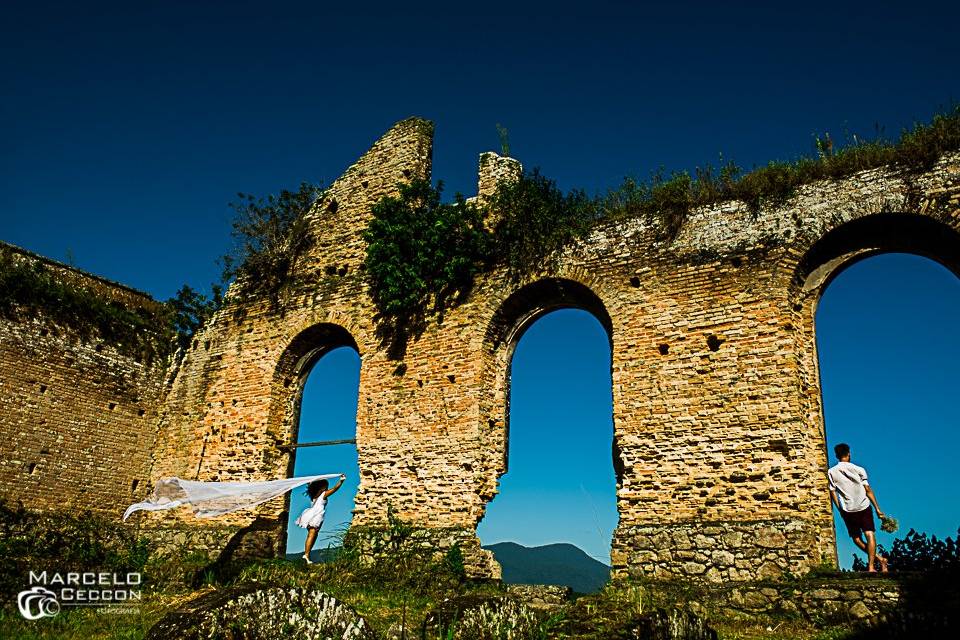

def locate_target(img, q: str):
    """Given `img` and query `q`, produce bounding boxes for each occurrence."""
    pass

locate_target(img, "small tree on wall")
[362,170,602,357]
[220,182,325,306]
[164,284,223,352]
[486,168,599,278]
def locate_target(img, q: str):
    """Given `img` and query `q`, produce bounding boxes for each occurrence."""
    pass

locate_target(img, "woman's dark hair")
[306,479,329,500]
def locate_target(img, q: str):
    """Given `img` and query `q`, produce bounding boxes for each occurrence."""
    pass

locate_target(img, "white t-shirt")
[828,461,871,513]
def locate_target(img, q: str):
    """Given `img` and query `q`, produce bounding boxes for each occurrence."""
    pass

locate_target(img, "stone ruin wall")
[0,243,168,517]
[3,118,959,584]
[144,118,960,581]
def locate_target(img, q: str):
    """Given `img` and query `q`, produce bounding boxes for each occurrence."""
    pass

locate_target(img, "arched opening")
[273,324,361,560]
[797,214,960,569]
[816,253,960,568]
[477,278,618,592]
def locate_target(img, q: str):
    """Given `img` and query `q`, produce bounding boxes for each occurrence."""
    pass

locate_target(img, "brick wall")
[0,243,168,517]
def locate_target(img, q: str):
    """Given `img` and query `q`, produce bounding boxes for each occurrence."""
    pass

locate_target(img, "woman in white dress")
[296,473,345,564]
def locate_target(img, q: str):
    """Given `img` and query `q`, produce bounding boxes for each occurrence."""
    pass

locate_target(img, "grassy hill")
[483,542,610,594]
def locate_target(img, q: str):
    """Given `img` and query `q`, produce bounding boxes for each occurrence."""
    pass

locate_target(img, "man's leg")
[864,530,877,572]
[851,534,868,553]
[851,532,887,571]
[866,533,889,572]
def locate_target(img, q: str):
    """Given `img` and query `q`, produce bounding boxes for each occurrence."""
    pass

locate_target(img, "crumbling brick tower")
[142,118,960,582]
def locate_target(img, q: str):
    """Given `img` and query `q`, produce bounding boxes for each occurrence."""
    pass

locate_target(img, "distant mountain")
[284,547,341,564]
[285,541,609,594]
[483,542,610,594]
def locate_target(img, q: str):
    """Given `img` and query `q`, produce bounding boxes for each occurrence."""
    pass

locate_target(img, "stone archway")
[475,277,619,572]
[794,213,960,295]
[790,212,960,567]
[132,120,960,584]
[270,323,361,547]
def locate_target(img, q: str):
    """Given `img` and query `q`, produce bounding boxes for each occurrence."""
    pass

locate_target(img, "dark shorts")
[840,506,875,539]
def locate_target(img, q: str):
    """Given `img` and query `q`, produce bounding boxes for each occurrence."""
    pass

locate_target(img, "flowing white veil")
[123,474,341,521]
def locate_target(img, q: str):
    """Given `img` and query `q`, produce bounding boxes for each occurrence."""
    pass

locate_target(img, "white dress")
[295,495,327,529]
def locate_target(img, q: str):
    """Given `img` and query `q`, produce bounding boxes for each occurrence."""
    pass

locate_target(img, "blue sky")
[3,1,958,298]
[475,311,616,563]
[2,1,958,567]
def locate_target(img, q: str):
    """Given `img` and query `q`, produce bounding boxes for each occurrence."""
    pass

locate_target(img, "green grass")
[0,557,904,640]
[0,594,176,640]
[713,619,852,640]
[547,582,649,638]
[0,555,470,639]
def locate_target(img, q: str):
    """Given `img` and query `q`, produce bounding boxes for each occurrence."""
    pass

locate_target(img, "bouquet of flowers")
[880,514,899,533]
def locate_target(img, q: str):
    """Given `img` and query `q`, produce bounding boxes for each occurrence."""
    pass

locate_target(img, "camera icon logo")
[17,586,60,620]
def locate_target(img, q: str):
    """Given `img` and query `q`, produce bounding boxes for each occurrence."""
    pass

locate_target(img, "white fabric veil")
[122,474,341,521]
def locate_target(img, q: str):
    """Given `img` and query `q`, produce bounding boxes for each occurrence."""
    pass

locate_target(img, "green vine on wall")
[0,246,231,362]
[0,248,174,363]
[362,179,490,357]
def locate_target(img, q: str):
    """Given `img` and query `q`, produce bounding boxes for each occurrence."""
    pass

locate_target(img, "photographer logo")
[17,586,60,620]
[16,571,142,619]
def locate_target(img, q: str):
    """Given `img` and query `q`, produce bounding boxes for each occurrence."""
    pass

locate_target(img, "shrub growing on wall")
[363,179,490,355]
[852,527,960,572]
[488,168,600,277]
[363,171,606,354]
[164,284,223,352]
[600,170,694,240]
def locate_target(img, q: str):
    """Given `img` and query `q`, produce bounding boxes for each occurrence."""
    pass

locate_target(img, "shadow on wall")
[192,515,281,587]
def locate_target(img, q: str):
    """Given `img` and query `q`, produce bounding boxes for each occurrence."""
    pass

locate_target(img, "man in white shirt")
[828,442,889,572]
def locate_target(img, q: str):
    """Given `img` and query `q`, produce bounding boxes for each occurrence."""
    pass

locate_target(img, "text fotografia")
[17,571,142,619]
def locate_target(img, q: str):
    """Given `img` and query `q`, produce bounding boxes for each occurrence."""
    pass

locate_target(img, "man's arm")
[864,485,884,518]
[829,488,841,511]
